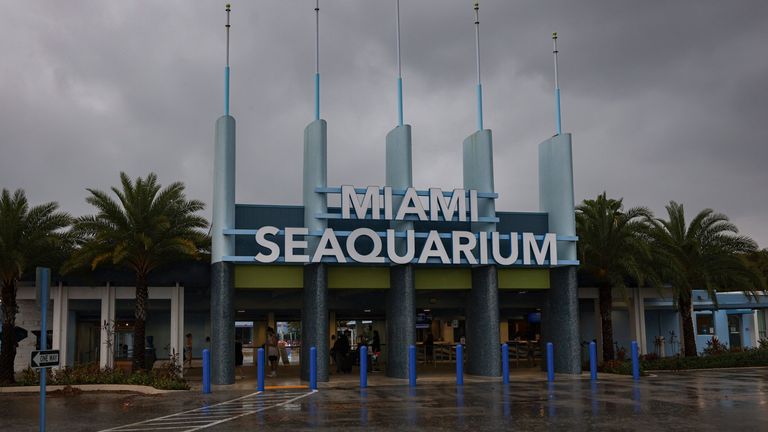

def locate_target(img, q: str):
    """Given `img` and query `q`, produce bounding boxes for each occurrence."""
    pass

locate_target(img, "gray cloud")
[1,0,766,247]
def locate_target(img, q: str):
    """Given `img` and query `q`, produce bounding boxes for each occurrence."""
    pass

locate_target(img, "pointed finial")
[553,32,561,134]
[473,0,483,131]
[224,3,232,115]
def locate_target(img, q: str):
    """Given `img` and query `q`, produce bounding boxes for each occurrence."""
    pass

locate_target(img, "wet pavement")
[1,368,767,431]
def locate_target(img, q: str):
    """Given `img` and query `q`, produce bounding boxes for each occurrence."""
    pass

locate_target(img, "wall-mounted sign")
[233,186,576,267]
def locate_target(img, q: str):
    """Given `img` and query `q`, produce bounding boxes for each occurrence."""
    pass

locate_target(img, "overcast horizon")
[1,1,766,248]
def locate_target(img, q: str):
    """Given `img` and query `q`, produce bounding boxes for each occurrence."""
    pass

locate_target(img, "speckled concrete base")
[386,264,415,379]
[211,261,235,385]
[466,265,501,376]
[301,263,329,382]
[543,266,581,374]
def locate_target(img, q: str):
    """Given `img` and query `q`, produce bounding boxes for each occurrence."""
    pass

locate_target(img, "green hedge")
[14,362,189,390]
[643,348,768,371]
[599,346,768,375]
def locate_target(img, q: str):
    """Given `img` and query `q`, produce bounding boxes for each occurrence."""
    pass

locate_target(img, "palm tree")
[648,202,762,357]
[576,192,653,361]
[0,189,71,384]
[67,173,208,371]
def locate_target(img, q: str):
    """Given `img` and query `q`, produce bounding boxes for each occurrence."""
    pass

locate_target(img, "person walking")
[371,330,382,371]
[184,333,193,369]
[266,327,279,377]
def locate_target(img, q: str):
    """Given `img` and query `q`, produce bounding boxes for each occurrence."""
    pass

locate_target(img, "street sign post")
[36,267,50,432]
[31,350,60,369]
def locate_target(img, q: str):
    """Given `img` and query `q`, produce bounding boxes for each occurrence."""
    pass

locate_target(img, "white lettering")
[523,233,557,265]
[395,187,428,221]
[430,188,467,222]
[342,185,381,220]
[346,228,385,263]
[312,228,346,263]
[386,229,415,264]
[418,231,451,264]
[284,227,309,263]
[452,231,477,264]
[254,226,280,263]
[479,231,489,265]
[492,232,519,265]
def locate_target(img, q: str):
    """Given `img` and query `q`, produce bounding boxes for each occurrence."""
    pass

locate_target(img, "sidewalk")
[184,362,563,391]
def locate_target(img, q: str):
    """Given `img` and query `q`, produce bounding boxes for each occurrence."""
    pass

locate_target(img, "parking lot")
[2,368,768,431]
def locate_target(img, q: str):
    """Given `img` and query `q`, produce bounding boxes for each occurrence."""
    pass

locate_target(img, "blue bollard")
[257,348,265,391]
[360,345,368,388]
[408,345,416,387]
[456,344,464,386]
[631,341,640,381]
[202,349,211,394]
[310,346,318,390]
[546,342,554,383]
[589,341,598,381]
[501,343,509,384]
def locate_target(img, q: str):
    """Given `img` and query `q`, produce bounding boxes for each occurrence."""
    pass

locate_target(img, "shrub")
[703,337,728,356]
[8,362,188,390]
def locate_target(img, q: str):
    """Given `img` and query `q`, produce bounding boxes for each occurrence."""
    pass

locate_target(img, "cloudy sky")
[1,1,766,247]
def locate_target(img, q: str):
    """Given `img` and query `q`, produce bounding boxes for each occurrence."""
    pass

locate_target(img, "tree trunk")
[598,284,615,361]
[0,279,19,384]
[133,274,148,371]
[678,293,698,357]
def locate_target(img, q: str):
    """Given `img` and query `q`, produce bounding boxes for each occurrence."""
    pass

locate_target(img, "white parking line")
[99,390,316,432]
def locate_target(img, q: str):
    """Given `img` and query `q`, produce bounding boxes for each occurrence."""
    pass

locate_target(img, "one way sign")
[30,350,60,369]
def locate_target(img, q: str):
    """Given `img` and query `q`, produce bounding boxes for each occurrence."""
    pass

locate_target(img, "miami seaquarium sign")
[247,185,565,267]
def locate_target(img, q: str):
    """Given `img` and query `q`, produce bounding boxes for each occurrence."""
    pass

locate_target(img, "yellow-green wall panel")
[234,265,550,290]
[498,269,549,289]
[235,265,302,289]
[415,268,472,290]
[328,267,390,289]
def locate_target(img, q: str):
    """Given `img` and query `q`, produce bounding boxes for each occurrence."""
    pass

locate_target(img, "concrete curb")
[0,384,186,395]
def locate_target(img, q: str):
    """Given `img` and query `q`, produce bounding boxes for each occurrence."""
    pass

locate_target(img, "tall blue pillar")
[386,125,416,379]
[463,129,501,377]
[539,133,581,374]
[301,119,330,383]
[211,115,236,385]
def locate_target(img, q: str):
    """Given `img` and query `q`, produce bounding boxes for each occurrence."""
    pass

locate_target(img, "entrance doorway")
[728,315,742,349]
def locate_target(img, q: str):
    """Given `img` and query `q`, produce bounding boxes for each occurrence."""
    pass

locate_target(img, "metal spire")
[224,3,231,116]
[474,1,483,131]
[314,0,320,121]
[553,32,561,135]
[396,0,404,126]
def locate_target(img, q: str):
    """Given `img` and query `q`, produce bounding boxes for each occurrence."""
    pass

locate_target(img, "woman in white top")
[266,327,279,377]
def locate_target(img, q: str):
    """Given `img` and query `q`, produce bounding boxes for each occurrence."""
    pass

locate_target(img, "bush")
[9,361,189,390]
[643,347,768,371]
[703,337,728,356]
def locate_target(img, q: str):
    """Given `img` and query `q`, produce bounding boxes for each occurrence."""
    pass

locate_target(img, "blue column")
[360,345,368,388]
[462,130,501,378]
[257,348,265,391]
[408,345,417,387]
[546,342,554,382]
[309,346,318,390]
[631,341,640,380]
[211,115,236,385]
[501,344,509,384]
[386,126,415,380]
[456,344,464,386]
[202,349,211,394]
[539,133,580,375]
[589,341,598,381]
[301,120,329,383]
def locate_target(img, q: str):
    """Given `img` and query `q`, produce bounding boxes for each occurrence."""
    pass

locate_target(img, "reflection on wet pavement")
[1,368,767,431]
